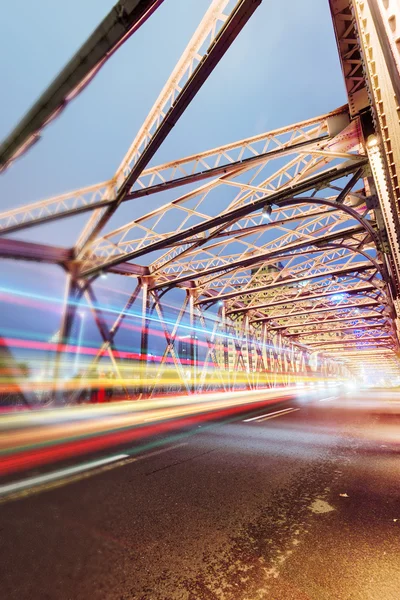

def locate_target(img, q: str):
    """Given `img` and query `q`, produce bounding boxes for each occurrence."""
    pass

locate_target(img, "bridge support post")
[221,303,230,390]
[188,290,197,394]
[54,274,80,404]
[140,280,151,398]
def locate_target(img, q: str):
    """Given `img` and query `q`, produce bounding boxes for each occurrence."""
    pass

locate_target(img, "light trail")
[0,453,129,498]
[0,285,280,349]
[0,388,297,476]
[0,282,347,409]
[0,441,189,503]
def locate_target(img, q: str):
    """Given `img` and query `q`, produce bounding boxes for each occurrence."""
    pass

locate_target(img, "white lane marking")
[132,442,187,462]
[0,442,188,503]
[257,408,300,422]
[243,407,298,423]
[319,396,337,402]
[0,454,129,498]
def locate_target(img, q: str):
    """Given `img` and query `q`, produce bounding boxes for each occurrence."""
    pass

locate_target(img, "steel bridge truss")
[1,0,400,402]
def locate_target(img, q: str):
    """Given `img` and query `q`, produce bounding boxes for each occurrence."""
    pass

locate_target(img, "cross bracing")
[1,0,400,403]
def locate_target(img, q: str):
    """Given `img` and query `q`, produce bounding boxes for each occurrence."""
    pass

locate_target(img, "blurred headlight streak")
[0,388,300,476]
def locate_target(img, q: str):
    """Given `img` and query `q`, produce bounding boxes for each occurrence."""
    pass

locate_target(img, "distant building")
[177,335,198,366]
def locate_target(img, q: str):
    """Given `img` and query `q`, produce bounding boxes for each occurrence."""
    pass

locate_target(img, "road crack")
[145,449,216,476]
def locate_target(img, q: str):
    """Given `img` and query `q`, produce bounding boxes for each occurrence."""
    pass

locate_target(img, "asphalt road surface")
[0,387,399,599]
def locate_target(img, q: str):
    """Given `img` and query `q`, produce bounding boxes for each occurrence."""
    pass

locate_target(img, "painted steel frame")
[2,0,400,403]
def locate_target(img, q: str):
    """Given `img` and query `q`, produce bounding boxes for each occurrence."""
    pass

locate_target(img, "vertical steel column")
[237,316,251,389]
[70,283,141,404]
[151,292,190,396]
[253,325,265,389]
[221,303,230,390]
[276,331,285,384]
[245,315,253,372]
[228,317,239,387]
[188,290,197,393]
[261,323,269,387]
[54,274,79,404]
[84,284,130,399]
[196,305,224,392]
[242,315,250,388]
[264,326,273,387]
[140,280,151,397]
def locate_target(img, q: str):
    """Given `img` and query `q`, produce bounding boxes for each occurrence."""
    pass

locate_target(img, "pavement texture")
[0,389,399,599]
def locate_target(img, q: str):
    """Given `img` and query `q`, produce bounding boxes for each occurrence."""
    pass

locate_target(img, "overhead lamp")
[367,135,378,149]
[262,204,272,220]
[331,294,344,302]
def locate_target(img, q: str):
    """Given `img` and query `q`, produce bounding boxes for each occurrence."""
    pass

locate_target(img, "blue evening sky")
[0,0,346,215]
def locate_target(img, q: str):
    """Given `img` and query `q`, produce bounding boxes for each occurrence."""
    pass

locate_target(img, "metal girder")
[152,222,373,290]
[86,161,357,277]
[74,118,363,290]
[137,203,357,281]
[366,0,400,108]
[0,108,347,237]
[329,0,400,358]
[0,0,165,172]
[322,341,392,348]
[251,300,382,324]
[155,223,378,298]
[226,283,376,315]
[329,0,369,116]
[237,281,382,316]
[349,0,400,298]
[307,335,393,347]
[329,348,397,355]
[335,167,365,203]
[81,159,368,277]
[0,238,73,264]
[285,322,389,337]
[197,263,374,304]
[270,314,385,330]
[0,237,149,275]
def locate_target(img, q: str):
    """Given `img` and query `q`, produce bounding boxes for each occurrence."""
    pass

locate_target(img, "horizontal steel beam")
[0,238,72,263]
[286,322,388,337]
[108,263,149,277]
[226,283,375,315]
[270,314,385,330]
[161,208,338,248]
[0,138,325,237]
[152,223,366,290]
[81,159,368,277]
[197,263,373,304]
[0,238,148,276]
[251,299,380,323]
[124,135,331,200]
[308,335,393,346]
[0,108,346,237]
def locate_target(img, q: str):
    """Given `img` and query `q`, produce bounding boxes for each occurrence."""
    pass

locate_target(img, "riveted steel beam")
[250,299,381,324]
